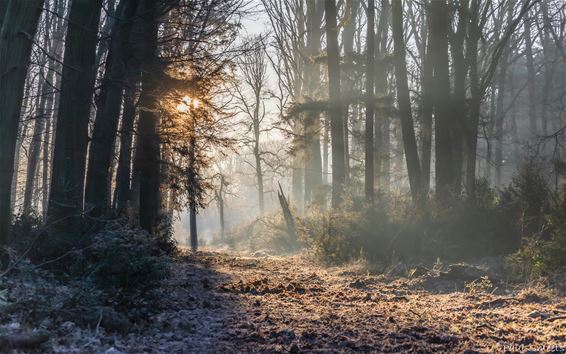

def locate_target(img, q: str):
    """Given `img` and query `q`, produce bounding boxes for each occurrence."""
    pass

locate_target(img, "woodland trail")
[31,250,565,353]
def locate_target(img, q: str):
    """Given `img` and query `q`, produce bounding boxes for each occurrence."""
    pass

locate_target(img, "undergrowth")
[220,162,565,281]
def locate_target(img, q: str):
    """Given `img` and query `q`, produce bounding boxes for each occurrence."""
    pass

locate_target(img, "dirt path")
[31,250,566,353]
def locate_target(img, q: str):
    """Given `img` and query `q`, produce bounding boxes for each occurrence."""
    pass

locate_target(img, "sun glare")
[177,96,199,112]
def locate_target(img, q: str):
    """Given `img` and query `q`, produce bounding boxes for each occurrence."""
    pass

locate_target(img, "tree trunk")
[85,0,139,216]
[494,62,509,187]
[115,76,139,213]
[322,117,329,185]
[494,4,513,187]
[540,0,553,138]
[0,0,44,243]
[342,0,359,182]
[303,0,324,205]
[450,0,468,194]
[48,0,104,239]
[188,127,197,251]
[375,0,389,191]
[419,1,433,195]
[365,0,375,203]
[524,11,537,134]
[253,112,265,214]
[42,0,66,219]
[324,0,346,208]
[136,0,161,234]
[465,0,481,198]
[11,81,34,216]
[0,1,8,27]
[23,69,50,216]
[216,175,225,241]
[429,0,453,201]
[391,0,422,204]
[291,140,303,209]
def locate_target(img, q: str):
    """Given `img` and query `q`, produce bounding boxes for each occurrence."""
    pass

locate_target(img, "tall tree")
[324,0,346,207]
[465,0,481,197]
[42,0,67,218]
[419,1,433,194]
[429,0,453,201]
[524,9,537,134]
[539,0,553,138]
[48,0,104,237]
[136,0,161,233]
[0,0,44,243]
[375,0,390,191]
[234,38,269,214]
[342,0,359,181]
[365,0,375,202]
[115,77,139,213]
[451,0,469,193]
[391,0,422,203]
[303,0,324,205]
[23,2,61,216]
[85,0,139,216]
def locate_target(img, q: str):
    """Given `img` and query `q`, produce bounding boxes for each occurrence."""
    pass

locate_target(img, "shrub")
[499,160,550,237]
[8,213,45,259]
[224,212,303,254]
[301,197,395,265]
[82,223,171,292]
[507,188,566,279]
[465,276,493,294]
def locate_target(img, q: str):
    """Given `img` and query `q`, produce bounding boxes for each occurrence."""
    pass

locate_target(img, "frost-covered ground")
[2,250,565,353]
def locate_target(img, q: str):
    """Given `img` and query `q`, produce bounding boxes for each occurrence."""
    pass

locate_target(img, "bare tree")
[233,37,270,215]
[0,0,44,242]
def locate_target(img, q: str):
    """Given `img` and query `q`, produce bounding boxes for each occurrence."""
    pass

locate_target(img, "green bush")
[507,186,566,279]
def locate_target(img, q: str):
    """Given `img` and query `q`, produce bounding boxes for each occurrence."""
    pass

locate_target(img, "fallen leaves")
[2,250,564,353]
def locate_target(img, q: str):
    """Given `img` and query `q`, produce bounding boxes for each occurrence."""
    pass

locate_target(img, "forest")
[0,0,565,352]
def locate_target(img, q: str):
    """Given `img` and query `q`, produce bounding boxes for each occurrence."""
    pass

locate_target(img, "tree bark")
[324,0,346,208]
[303,0,324,205]
[342,0,359,182]
[465,0,481,198]
[451,0,468,194]
[429,0,452,201]
[23,67,50,216]
[189,133,197,251]
[524,11,537,134]
[48,0,103,238]
[85,0,139,216]
[365,0,375,202]
[375,0,389,191]
[0,0,44,243]
[136,0,161,234]
[540,0,553,138]
[42,0,66,219]
[494,60,510,186]
[494,4,512,187]
[391,0,422,204]
[253,104,265,214]
[115,76,139,213]
[419,1,433,195]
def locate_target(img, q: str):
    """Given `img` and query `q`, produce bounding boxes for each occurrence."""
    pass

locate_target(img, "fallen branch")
[0,332,49,350]
[547,315,566,322]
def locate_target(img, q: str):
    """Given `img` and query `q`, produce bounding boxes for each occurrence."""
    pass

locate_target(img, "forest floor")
[2,249,566,353]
